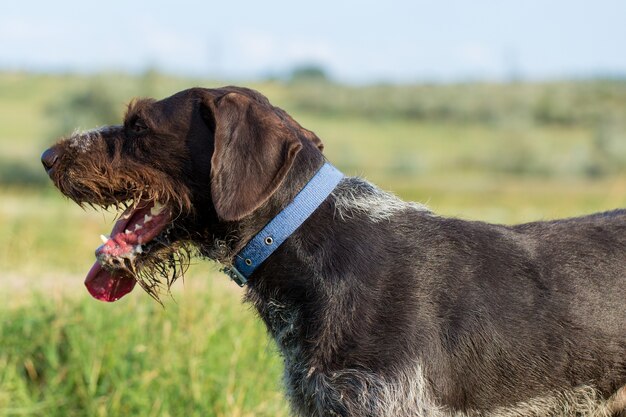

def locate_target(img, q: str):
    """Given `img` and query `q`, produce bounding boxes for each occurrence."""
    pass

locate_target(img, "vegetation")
[0,278,286,417]
[1,71,625,416]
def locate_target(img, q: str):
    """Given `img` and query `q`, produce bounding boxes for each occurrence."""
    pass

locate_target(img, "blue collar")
[224,162,344,286]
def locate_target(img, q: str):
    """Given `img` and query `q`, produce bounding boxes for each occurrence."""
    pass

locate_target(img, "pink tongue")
[85,262,137,302]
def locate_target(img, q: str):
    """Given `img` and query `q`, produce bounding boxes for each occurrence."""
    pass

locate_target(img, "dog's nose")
[41,147,59,172]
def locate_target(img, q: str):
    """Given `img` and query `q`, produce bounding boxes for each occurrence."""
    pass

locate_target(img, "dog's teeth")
[134,224,143,231]
[125,229,132,234]
[135,245,143,254]
[144,215,153,223]
[100,234,109,243]
[150,203,164,216]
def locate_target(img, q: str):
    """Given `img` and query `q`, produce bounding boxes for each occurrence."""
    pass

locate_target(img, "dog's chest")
[252,296,323,410]
[263,299,300,354]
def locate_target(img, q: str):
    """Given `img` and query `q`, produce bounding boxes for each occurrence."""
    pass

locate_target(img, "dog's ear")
[203,92,303,221]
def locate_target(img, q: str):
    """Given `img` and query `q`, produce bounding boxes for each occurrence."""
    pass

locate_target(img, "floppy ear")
[204,92,303,221]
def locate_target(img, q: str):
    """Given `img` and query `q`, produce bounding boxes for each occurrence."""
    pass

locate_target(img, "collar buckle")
[223,266,248,287]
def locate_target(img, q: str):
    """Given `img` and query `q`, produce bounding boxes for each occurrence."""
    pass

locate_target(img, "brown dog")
[42,87,626,416]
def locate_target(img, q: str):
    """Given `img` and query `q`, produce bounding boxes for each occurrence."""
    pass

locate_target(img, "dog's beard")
[130,239,193,303]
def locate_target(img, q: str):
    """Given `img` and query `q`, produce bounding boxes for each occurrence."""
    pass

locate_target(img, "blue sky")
[2,0,626,82]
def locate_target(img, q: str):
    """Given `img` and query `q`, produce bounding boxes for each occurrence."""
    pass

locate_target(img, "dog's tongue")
[84,200,169,302]
[85,262,136,302]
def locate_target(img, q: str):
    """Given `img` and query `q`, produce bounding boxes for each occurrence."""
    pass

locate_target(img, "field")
[1,72,625,416]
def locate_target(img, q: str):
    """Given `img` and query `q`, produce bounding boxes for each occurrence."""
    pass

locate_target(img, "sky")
[2,0,626,83]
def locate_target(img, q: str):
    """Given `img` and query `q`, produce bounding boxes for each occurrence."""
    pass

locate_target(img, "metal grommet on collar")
[245,258,252,266]
[264,236,274,245]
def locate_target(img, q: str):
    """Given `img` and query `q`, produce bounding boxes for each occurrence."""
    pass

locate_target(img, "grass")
[0,279,288,417]
[1,71,626,416]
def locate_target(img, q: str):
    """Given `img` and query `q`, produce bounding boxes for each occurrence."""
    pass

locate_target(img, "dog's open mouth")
[85,200,171,302]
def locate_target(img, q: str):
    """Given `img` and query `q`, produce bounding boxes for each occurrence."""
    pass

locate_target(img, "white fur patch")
[67,125,116,153]
[479,385,624,417]
[303,362,445,417]
[331,177,429,223]
[298,365,624,417]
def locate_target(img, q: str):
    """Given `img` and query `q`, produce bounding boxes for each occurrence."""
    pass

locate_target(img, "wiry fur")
[130,239,193,302]
[68,126,120,153]
[332,177,429,222]
[42,86,626,417]
[57,125,193,214]
[248,178,626,417]
[481,386,618,417]
[251,293,444,417]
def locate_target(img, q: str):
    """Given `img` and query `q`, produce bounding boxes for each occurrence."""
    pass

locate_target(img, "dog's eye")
[128,117,149,135]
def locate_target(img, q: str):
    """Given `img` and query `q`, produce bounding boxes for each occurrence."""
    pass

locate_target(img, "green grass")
[0,280,287,417]
[1,71,626,416]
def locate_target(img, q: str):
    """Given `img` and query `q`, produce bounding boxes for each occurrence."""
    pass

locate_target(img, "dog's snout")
[41,147,59,173]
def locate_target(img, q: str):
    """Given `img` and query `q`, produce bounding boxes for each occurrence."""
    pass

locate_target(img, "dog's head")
[41,86,325,301]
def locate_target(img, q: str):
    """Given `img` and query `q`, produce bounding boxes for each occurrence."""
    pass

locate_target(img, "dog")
[42,86,626,416]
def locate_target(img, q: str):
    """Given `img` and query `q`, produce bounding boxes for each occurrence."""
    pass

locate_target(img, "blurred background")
[1,1,626,416]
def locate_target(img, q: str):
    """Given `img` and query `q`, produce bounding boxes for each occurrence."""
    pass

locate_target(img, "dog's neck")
[222,162,343,286]
[246,177,425,366]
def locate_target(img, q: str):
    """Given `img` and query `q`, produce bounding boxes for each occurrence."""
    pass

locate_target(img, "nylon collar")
[223,162,344,286]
